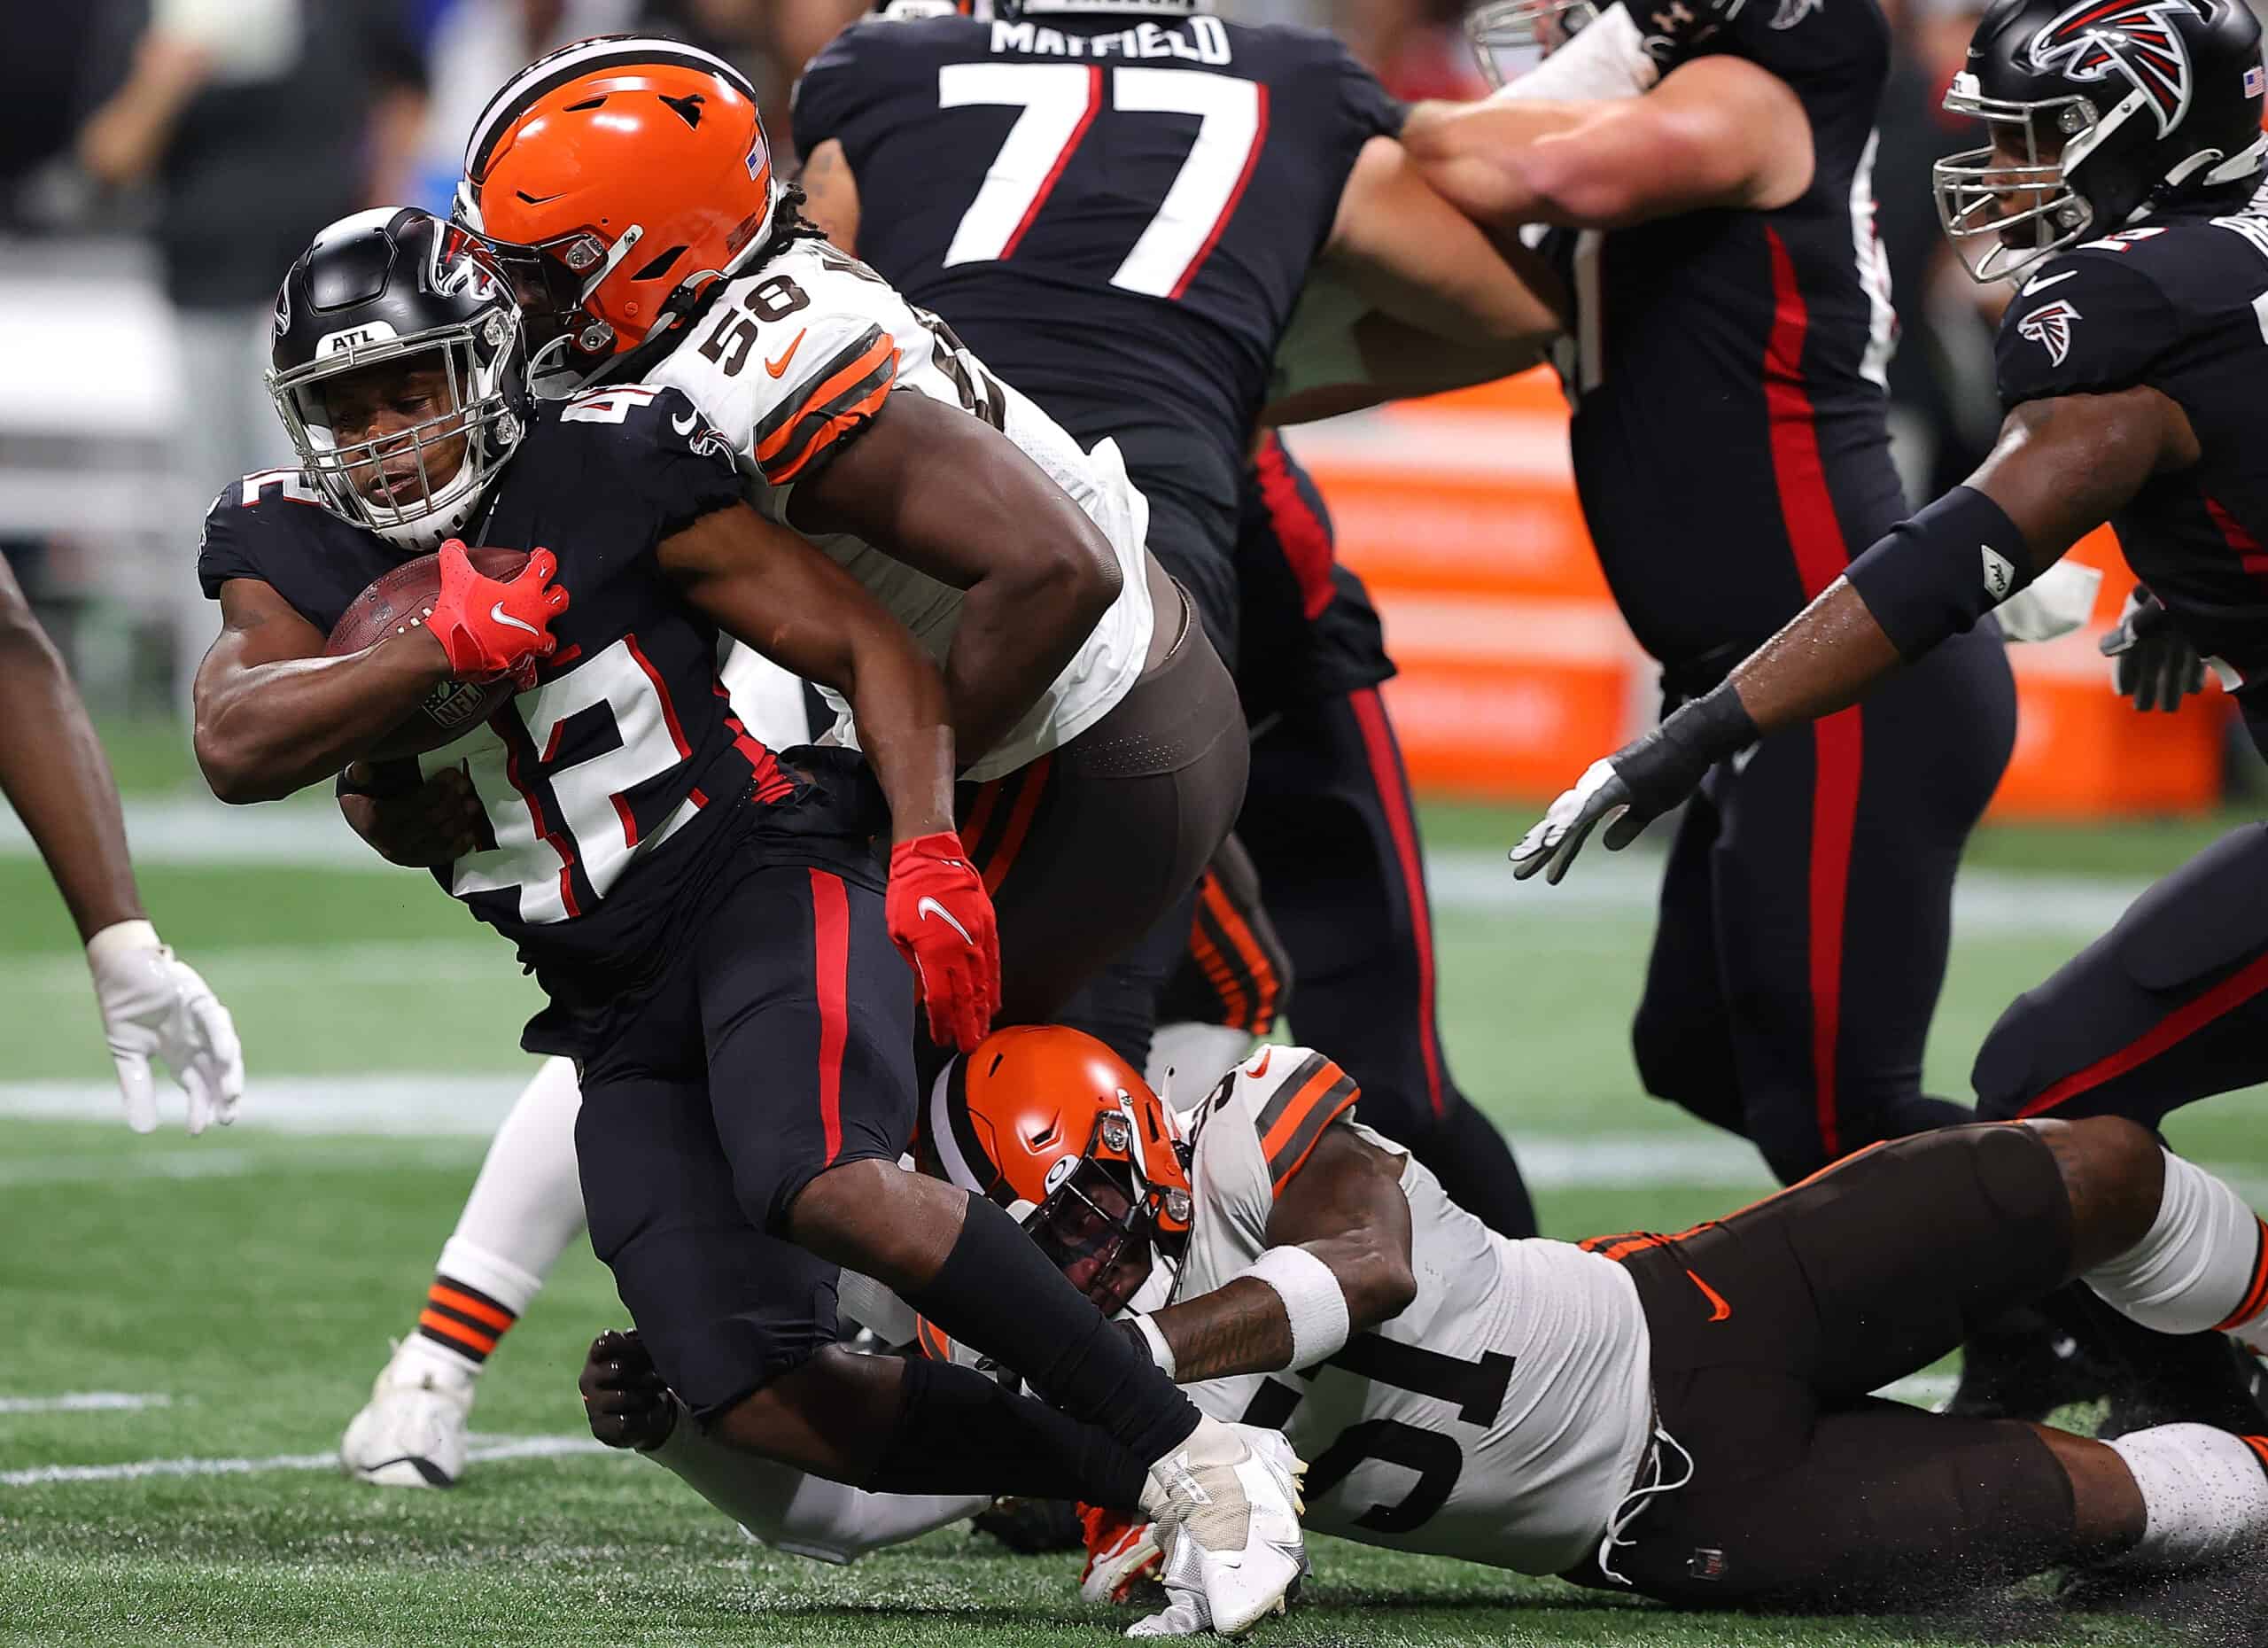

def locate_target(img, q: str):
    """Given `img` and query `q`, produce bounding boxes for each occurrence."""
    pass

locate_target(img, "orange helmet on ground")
[924,1026,1193,1314]
[456,35,781,376]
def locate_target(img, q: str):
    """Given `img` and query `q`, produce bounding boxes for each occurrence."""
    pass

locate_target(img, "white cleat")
[340,1340,476,1488]
[1133,1419,1307,1637]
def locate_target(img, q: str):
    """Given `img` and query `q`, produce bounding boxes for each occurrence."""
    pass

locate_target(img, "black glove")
[2100,587,2206,713]
[1510,683,1758,884]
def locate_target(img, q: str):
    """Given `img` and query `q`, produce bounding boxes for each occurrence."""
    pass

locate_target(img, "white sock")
[411,1056,587,1375]
[649,1402,985,1563]
[2085,1150,2268,1339]
[2104,1424,2268,1570]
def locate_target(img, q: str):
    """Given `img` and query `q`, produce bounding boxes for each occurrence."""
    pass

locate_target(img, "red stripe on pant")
[1763,225,1861,1160]
[1253,431,1337,620]
[810,869,850,1164]
[2019,948,2268,1117]
[1348,688,1446,1119]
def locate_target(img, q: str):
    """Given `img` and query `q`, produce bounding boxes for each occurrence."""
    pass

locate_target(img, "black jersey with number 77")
[792,11,1402,544]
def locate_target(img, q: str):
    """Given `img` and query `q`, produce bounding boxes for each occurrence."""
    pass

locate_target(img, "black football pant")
[1580,1124,2080,1609]
[1238,686,1539,1239]
[1974,822,2268,1126]
[1634,625,2016,1185]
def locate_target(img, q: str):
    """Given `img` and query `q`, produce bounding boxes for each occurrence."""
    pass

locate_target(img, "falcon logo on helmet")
[2026,0,2202,134]
[2017,297,2083,363]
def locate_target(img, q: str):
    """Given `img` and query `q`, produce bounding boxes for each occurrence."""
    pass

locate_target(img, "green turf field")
[3,732,2262,1645]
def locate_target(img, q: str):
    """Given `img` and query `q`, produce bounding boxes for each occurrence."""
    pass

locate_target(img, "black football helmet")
[1936,0,2267,281]
[268,207,531,552]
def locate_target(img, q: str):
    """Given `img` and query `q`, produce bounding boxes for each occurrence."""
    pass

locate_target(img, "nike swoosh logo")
[916,895,974,945]
[489,602,540,637]
[2022,268,2078,296]
[1686,1268,1731,1323]
[765,329,806,378]
[672,410,698,436]
[1248,1047,1272,1077]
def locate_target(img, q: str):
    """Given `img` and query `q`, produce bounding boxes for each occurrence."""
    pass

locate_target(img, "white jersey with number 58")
[1175,1048,1654,1575]
[645,236,1155,781]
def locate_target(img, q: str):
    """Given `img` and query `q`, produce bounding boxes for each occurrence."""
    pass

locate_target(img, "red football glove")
[1078,1502,1164,1605]
[885,831,999,1053]
[425,540,570,683]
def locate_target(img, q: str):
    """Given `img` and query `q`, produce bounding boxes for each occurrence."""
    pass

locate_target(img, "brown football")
[326,547,530,759]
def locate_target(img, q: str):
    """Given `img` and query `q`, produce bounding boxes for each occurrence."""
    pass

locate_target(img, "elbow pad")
[1842,486,2035,661]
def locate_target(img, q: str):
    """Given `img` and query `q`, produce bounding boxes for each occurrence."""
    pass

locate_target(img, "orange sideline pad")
[1288,369,2225,819]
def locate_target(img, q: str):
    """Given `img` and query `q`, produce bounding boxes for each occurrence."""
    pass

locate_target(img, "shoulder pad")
[649,249,905,487]
[1994,243,2178,408]
[197,469,328,598]
[1211,1046,1360,1198]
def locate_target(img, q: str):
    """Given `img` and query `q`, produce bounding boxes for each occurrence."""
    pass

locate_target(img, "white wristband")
[86,919,162,967]
[1130,1312,1177,1380]
[1243,1245,1351,1371]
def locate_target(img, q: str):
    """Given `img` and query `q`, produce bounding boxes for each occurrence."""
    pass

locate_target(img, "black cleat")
[1947,1304,2108,1422]
[972,1496,1088,1554]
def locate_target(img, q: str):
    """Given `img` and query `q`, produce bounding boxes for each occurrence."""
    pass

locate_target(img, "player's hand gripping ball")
[325,541,569,758]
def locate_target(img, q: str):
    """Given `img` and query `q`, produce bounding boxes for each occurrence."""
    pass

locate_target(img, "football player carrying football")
[586,1028,2268,1622]
[197,206,1308,1636]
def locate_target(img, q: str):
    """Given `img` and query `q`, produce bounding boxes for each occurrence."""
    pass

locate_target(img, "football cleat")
[1080,1503,1165,1605]
[1135,1419,1306,1637]
[340,1339,476,1488]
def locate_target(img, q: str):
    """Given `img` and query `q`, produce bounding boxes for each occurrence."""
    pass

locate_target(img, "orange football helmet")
[924,1026,1192,1314]
[456,36,781,376]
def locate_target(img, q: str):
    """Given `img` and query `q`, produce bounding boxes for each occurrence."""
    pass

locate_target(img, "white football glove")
[86,920,244,1135]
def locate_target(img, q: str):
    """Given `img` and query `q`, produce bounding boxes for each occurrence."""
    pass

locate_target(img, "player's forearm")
[1401,100,1598,224]
[1725,580,1906,734]
[839,631,959,842]
[193,638,448,804]
[1153,1235,1410,1381]
[943,544,1118,768]
[0,613,144,939]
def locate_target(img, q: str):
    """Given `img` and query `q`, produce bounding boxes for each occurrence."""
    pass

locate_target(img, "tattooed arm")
[1150,1126,1418,1380]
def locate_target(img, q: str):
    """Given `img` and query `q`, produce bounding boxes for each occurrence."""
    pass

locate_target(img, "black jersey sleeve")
[1993,252,2180,408]
[790,24,869,157]
[1327,39,1407,144]
[197,477,298,600]
[554,385,750,540]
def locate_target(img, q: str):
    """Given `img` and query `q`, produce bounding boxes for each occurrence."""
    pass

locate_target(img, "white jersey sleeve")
[646,238,1157,781]
[1177,1046,1656,1577]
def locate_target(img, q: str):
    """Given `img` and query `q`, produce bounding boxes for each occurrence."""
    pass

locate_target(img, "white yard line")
[0,795,2157,940]
[0,1432,610,1489]
[0,1393,171,1415]
[4,1077,2262,1204]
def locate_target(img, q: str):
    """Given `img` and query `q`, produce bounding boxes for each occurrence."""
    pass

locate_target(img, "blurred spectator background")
[0,0,2249,817]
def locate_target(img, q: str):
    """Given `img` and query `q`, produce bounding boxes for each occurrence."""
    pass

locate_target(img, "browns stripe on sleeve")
[1255,1053,1362,1194]
[754,325,900,485]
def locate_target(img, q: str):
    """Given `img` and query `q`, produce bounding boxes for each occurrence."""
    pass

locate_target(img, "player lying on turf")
[584,1027,2268,1624]
[191,207,1306,1634]
[1,556,241,1134]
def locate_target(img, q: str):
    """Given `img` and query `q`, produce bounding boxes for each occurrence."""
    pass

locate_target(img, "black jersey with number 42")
[1995,206,2268,743]
[196,385,881,1054]
[792,12,1401,537]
